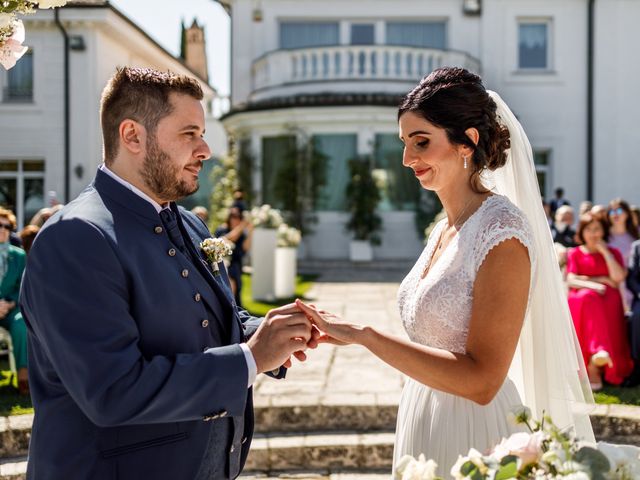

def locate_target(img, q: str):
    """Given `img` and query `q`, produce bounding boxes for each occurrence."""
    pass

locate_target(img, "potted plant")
[345,156,382,262]
[274,224,301,299]
[249,204,283,301]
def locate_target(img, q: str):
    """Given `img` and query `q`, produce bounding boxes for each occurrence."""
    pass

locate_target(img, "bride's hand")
[295,299,363,346]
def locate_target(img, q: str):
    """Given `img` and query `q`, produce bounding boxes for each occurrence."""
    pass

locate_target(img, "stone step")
[240,472,389,479]
[0,456,26,480]
[253,404,398,433]
[244,431,395,474]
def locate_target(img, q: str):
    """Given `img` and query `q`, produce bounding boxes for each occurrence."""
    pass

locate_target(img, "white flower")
[597,442,640,478]
[0,19,28,70]
[200,237,233,266]
[0,13,14,30]
[492,431,544,467]
[36,0,68,8]
[507,405,532,426]
[394,454,439,480]
[450,455,468,480]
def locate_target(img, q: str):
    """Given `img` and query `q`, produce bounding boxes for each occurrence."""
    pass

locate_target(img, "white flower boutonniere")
[200,238,234,275]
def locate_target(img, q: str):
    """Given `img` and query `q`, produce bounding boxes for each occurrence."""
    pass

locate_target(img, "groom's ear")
[119,119,145,156]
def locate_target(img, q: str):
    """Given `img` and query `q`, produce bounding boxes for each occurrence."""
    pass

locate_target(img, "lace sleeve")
[472,202,536,275]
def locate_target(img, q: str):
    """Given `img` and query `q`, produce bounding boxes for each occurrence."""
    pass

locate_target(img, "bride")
[296,67,594,477]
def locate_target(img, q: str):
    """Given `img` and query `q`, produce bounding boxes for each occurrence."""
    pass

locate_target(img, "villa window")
[386,22,446,49]
[534,150,551,198]
[518,20,551,70]
[280,22,339,49]
[0,159,45,229]
[313,134,357,211]
[3,49,33,103]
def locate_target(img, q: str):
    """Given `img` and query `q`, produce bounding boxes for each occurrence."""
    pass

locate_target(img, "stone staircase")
[0,403,640,479]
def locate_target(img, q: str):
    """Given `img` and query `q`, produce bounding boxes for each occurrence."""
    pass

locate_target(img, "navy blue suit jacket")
[20,169,277,479]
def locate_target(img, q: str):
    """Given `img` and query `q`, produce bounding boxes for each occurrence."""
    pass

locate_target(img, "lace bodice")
[398,195,536,354]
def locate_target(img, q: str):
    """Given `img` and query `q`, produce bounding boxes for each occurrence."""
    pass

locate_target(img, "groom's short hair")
[100,67,204,165]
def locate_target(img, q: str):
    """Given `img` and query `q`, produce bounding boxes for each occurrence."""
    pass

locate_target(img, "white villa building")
[0,0,226,229]
[217,0,640,260]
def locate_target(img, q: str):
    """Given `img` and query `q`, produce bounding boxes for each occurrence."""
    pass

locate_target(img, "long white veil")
[485,91,595,441]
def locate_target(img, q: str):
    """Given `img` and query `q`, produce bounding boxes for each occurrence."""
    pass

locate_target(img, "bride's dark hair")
[398,67,510,192]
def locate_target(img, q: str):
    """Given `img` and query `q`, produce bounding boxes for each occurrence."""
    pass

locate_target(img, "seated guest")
[608,199,639,313]
[579,201,593,216]
[552,205,577,248]
[19,225,40,255]
[566,213,633,390]
[0,208,28,394]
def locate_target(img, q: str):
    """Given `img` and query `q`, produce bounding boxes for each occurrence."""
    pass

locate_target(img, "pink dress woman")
[567,246,634,384]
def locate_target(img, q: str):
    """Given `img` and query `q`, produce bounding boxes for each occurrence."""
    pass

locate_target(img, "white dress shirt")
[99,164,257,387]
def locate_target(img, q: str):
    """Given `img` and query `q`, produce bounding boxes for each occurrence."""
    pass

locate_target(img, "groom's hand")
[247,303,312,374]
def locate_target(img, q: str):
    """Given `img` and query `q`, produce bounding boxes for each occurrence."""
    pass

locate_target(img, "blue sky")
[110,0,231,96]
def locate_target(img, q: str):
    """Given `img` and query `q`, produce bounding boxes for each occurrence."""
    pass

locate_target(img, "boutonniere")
[200,238,234,275]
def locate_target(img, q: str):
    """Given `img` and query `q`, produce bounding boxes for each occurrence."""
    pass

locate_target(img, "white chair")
[0,326,16,381]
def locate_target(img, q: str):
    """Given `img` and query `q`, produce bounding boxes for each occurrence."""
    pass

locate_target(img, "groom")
[20,67,313,480]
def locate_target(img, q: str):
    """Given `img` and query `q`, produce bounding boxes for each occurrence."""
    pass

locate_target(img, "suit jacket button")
[230,445,235,453]
[181,269,189,278]
[168,248,176,257]
[194,293,201,302]
[201,319,209,328]
[154,226,163,234]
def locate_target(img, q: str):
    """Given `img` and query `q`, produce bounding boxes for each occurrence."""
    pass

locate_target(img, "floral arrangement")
[395,407,640,480]
[200,237,233,272]
[277,223,301,248]
[1,1,67,69]
[250,204,283,229]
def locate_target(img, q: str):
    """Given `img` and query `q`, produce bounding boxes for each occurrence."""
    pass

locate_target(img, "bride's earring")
[463,156,468,169]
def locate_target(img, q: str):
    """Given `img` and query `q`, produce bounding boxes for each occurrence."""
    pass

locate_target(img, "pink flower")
[0,20,28,70]
[492,431,544,467]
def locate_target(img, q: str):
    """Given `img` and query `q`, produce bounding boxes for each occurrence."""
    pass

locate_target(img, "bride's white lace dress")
[393,194,537,477]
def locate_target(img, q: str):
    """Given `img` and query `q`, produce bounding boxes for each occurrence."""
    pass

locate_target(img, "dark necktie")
[159,208,188,255]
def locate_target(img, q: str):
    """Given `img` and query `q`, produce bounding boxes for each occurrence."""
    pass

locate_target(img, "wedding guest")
[551,205,577,248]
[0,208,28,395]
[232,188,248,212]
[630,205,640,235]
[625,239,640,386]
[215,206,253,307]
[607,198,639,312]
[591,204,608,222]
[28,207,52,227]
[19,225,40,255]
[549,187,570,217]
[579,201,593,216]
[190,205,209,224]
[566,213,633,390]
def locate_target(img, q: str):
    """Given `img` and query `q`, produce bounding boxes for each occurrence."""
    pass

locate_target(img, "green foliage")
[345,156,383,245]
[240,273,317,317]
[236,136,255,207]
[416,190,442,241]
[208,153,238,232]
[272,127,328,236]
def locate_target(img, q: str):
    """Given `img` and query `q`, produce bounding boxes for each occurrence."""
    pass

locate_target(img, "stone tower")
[181,19,209,83]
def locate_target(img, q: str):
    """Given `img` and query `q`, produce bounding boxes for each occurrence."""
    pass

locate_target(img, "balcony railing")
[252,45,481,94]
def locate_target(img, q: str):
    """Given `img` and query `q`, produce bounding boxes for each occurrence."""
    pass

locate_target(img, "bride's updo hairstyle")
[398,67,510,192]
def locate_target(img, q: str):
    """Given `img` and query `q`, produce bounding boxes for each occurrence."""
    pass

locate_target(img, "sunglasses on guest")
[0,223,12,231]
[609,207,625,216]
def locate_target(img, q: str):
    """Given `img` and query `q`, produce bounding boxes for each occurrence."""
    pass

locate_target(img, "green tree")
[208,153,238,232]
[345,156,383,245]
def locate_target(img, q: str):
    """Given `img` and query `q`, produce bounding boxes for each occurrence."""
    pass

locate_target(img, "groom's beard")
[141,136,200,202]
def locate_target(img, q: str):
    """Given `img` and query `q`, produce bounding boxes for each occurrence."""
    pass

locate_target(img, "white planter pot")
[349,240,373,262]
[274,247,297,299]
[251,228,277,301]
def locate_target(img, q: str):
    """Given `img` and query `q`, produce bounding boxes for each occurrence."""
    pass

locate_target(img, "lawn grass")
[240,273,317,317]
[595,385,640,406]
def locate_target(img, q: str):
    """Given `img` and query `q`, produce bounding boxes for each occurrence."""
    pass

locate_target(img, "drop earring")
[463,156,468,169]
